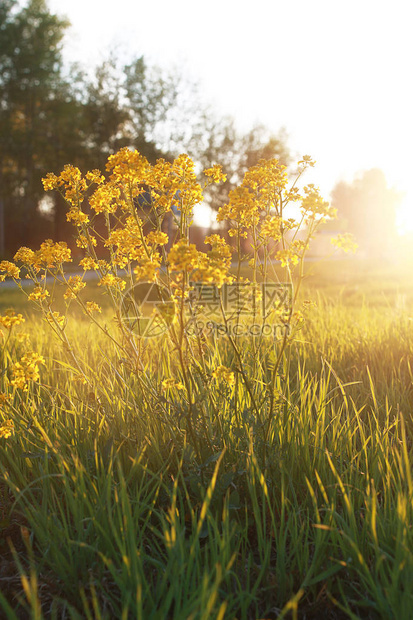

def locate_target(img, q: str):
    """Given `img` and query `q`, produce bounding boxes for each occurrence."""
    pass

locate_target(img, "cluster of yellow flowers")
[331,233,358,253]
[14,240,72,270]
[161,378,185,391]
[66,207,89,227]
[0,260,20,281]
[260,216,282,241]
[146,230,169,246]
[37,151,228,299]
[134,254,162,282]
[11,352,45,391]
[79,257,99,271]
[76,234,97,249]
[85,301,102,314]
[37,239,72,268]
[63,275,86,300]
[89,182,122,215]
[42,164,104,206]
[28,286,49,301]
[46,311,65,329]
[6,148,349,382]
[12,247,36,266]
[105,218,146,267]
[191,235,234,287]
[106,148,150,188]
[217,158,288,233]
[0,393,12,406]
[203,164,227,184]
[276,240,307,268]
[61,148,205,220]
[167,239,199,273]
[0,419,14,439]
[0,309,25,329]
[0,147,359,459]
[166,235,233,288]
[300,184,337,221]
[212,365,235,388]
[98,274,126,291]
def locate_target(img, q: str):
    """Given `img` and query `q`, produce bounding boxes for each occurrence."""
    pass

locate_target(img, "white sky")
[48,0,413,232]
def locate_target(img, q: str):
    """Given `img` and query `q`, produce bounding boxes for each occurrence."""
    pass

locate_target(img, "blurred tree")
[124,56,177,162]
[195,115,290,212]
[0,2,181,255]
[81,57,131,170]
[123,56,214,164]
[0,0,72,254]
[0,0,290,256]
[331,169,402,258]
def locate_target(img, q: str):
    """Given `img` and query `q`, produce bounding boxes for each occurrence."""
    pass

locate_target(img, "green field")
[1,257,413,619]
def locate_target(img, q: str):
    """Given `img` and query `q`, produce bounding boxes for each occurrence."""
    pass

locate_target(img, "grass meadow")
[1,257,412,619]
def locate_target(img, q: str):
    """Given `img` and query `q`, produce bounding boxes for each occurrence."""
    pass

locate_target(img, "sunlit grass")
[1,261,413,618]
[1,147,412,618]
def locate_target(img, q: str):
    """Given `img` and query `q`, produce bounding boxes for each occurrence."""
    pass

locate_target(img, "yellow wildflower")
[106,148,150,185]
[331,233,358,253]
[218,158,288,230]
[98,274,126,290]
[172,153,196,176]
[46,311,65,329]
[0,261,20,279]
[85,169,105,185]
[192,235,234,287]
[168,239,199,272]
[89,182,120,214]
[0,393,12,406]
[79,257,99,271]
[218,185,259,229]
[76,234,97,249]
[204,164,227,184]
[85,301,102,314]
[0,419,14,439]
[300,184,336,219]
[11,352,45,391]
[212,365,235,388]
[105,221,145,265]
[35,240,72,268]
[42,172,59,191]
[64,275,86,299]
[276,240,306,267]
[0,310,25,329]
[43,165,87,206]
[66,208,89,226]
[147,159,180,213]
[260,216,282,240]
[146,230,169,246]
[170,154,203,214]
[28,286,49,301]
[14,247,36,266]
[134,254,161,282]
[297,155,316,168]
[162,379,185,391]
[60,165,87,206]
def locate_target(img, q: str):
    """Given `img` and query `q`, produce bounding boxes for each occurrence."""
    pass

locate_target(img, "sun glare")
[396,193,413,235]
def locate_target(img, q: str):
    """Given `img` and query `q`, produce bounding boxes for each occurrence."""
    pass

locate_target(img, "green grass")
[1,258,413,618]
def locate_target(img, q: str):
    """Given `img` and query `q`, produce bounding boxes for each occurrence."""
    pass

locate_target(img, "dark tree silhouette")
[0,0,71,254]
